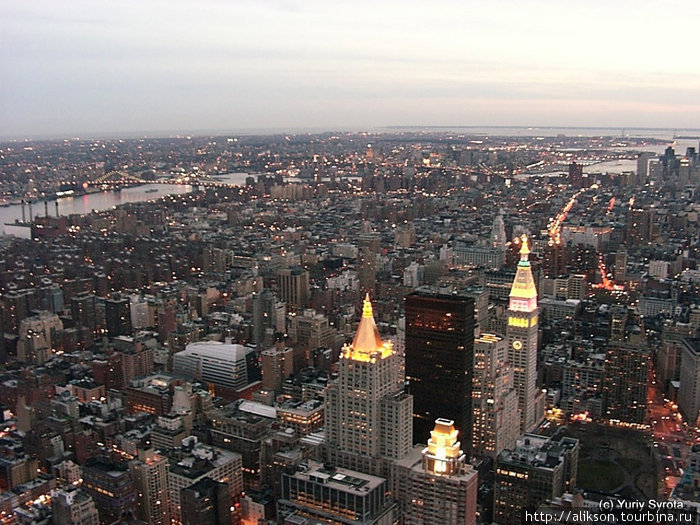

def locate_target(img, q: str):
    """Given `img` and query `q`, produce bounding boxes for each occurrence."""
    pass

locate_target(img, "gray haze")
[2,0,699,138]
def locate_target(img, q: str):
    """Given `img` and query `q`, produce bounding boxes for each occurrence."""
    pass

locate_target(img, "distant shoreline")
[2,125,700,143]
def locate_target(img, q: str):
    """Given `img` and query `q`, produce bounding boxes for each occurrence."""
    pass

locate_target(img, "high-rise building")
[82,456,137,525]
[3,289,37,333]
[51,487,100,525]
[472,333,520,458]
[542,240,567,278]
[277,460,397,524]
[679,338,700,427]
[393,419,478,525]
[181,477,232,525]
[568,161,583,187]
[92,352,124,390]
[405,288,475,450]
[506,237,544,432]
[117,336,155,387]
[602,342,650,424]
[104,293,132,337]
[637,152,654,180]
[493,432,579,525]
[288,308,338,353]
[490,211,507,252]
[252,289,285,346]
[17,311,63,365]
[276,267,310,312]
[325,295,412,475]
[129,450,170,525]
[261,341,294,394]
[209,403,273,492]
[0,454,39,491]
[357,233,380,297]
[39,283,64,314]
[626,207,654,245]
[173,342,261,399]
[166,438,242,525]
[126,373,181,416]
[614,247,628,282]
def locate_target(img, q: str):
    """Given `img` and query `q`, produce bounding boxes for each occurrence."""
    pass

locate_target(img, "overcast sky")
[2,0,699,138]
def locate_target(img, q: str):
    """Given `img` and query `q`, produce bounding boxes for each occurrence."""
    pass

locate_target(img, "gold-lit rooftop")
[341,294,394,363]
[509,235,538,303]
[423,418,464,475]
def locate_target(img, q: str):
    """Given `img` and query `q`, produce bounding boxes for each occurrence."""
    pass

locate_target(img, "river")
[0,172,257,238]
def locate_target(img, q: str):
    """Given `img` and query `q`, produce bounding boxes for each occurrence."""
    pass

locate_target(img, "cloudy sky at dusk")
[2,0,699,138]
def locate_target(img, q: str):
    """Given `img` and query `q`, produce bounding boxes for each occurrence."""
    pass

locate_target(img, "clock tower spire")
[506,236,544,432]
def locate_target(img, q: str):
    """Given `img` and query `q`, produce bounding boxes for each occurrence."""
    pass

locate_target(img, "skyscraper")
[679,338,700,427]
[490,211,507,252]
[357,233,380,297]
[261,339,294,394]
[614,246,628,282]
[51,488,100,525]
[626,206,654,245]
[252,289,284,346]
[493,432,579,525]
[506,236,544,432]
[393,419,478,525]
[602,342,650,424]
[166,439,242,524]
[129,450,170,525]
[81,456,137,524]
[275,267,309,312]
[181,477,232,525]
[325,295,412,475]
[104,293,132,337]
[173,342,261,399]
[568,161,583,187]
[472,333,520,458]
[405,288,475,450]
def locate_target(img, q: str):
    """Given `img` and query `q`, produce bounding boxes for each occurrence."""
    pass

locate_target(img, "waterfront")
[0,183,195,238]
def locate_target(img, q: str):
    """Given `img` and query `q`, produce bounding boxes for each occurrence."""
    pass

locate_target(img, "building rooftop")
[291,460,385,495]
[178,341,253,361]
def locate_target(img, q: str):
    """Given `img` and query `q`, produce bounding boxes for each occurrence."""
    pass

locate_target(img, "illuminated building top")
[341,294,394,362]
[509,235,538,311]
[423,418,465,476]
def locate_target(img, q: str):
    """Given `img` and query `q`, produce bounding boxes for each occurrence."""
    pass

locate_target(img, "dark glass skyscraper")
[405,289,475,451]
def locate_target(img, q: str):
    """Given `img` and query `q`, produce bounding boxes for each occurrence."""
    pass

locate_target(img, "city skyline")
[1,131,699,523]
[2,0,700,138]
[3,1,700,521]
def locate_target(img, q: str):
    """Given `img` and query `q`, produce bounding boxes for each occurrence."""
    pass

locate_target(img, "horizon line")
[2,125,700,143]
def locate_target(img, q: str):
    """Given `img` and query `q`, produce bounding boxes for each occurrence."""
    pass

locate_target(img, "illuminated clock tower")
[506,236,543,432]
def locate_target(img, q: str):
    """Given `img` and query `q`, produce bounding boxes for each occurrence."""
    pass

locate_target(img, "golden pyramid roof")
[509,235,538,301]
[342,294,394,362]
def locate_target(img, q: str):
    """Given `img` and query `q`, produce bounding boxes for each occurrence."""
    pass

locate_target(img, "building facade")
[493,432,579,525]
[129,450,170,525]
[506,237,544,432]
[405,288,475,449]
[173,342,261,398]
[325,295,412,475]
[393,419,478,525]
[472,333,520,458]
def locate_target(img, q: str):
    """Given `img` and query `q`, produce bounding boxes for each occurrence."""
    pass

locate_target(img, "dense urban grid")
[0,130,699,524]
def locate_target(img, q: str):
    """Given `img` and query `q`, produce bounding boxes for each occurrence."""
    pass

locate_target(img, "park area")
[563,422,658,499]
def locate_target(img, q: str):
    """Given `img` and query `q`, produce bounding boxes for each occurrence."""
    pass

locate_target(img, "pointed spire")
[519,235,530,262]
[509,235,538,306]
[362,293,373,318]
[343,295,394,362]
[352,294,384,353]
